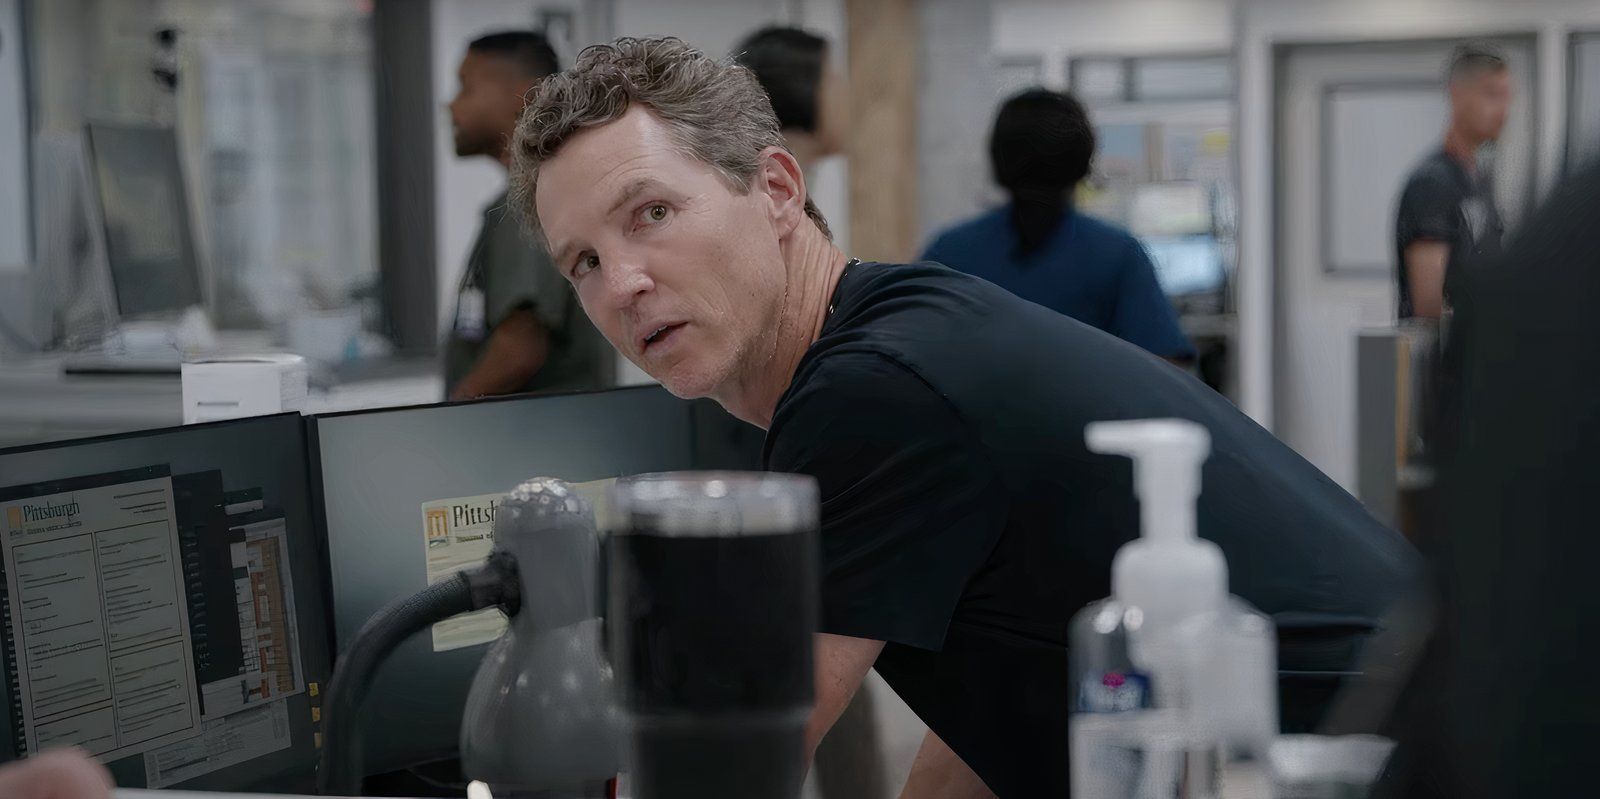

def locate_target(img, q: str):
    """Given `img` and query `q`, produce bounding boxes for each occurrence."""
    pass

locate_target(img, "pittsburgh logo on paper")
[4,498,81,536]
[423,496,498,549]
[425,506,449,548]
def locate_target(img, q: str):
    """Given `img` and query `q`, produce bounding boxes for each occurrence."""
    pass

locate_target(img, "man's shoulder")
[766,346,967,467]
[779,347,935,418]
[1400,152,1466,201]
[837,259,996,306]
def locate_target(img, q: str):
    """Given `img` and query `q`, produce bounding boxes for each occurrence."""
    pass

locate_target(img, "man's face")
[449,51,531,159]
[1451,67,1512,143]
[536,107,790,400]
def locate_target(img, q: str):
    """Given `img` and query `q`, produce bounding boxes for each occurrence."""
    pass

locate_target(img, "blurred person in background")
[1376,159,1600,798]
[921,89,1193,362]
[1393,42,1510,321]
[444,31,613,400]
[0,749,112,799]
[736,28,885,799]
[734,27,848,174]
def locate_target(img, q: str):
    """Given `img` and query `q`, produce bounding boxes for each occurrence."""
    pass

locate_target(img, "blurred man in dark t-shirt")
[1393,42,1510,320]
[1378,161,1600,798]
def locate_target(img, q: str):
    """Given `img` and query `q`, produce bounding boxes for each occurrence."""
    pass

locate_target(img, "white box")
[181,355,309,424]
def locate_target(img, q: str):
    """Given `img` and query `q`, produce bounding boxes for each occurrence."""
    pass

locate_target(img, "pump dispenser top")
[1086,419,1227,628]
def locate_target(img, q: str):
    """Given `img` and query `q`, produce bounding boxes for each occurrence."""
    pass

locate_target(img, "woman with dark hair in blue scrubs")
[923,88,1194,361]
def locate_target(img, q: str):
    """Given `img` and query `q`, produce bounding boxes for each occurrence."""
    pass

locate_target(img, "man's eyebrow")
[547,179,663,268]
[549,237,576,269]
[608,178,662,217]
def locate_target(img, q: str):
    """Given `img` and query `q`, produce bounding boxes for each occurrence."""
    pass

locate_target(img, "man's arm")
[448,308,550,401]
[805,633,884,764]
[899,731,998,799]
[1404,240,1450,320]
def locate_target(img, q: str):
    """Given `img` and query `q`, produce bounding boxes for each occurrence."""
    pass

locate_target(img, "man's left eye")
[644,204,669,223]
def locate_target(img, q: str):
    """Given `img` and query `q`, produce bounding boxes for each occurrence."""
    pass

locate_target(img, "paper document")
[142,698,292,788]
[232,519,304,703]
[420,479,616,651]
[0,469,202,760]
[421,492,506,651]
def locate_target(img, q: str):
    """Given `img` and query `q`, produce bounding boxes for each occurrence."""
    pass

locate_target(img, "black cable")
[318,552,520,796]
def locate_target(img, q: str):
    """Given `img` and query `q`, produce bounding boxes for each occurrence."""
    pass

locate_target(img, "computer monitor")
[83,122,205,321]
[0,414,332,792]
[1129,181,1213,238]
[1142,234,1227,298]
[309,385,761,777]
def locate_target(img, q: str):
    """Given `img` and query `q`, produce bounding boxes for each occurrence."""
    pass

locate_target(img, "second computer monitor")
[310,385,761,776]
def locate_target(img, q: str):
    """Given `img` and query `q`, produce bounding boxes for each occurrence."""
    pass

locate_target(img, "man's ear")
[755,146,809,237]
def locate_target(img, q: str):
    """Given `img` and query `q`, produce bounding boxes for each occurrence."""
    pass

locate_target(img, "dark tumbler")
[607,472,819,799]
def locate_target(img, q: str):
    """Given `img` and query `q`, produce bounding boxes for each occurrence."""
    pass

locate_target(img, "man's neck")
[719,225,848,429]
[1443,126,1483,174]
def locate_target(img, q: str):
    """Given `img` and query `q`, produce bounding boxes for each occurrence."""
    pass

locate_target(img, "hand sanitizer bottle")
[1069,420,1276,799]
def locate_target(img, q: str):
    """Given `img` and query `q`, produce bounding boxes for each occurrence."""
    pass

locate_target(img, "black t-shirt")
[764,261,1420,797]
[1394,149,1505,319]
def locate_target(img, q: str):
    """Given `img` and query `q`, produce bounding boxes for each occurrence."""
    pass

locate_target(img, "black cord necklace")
[828,258,860,318]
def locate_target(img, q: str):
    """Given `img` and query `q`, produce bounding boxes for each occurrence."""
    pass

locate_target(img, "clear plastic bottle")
[1069,420,1276,799]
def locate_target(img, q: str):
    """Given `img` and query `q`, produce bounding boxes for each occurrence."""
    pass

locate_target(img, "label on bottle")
[1076,669,1152,713]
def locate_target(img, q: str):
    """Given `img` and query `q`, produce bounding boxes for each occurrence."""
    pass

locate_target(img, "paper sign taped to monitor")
[420,479,617,652]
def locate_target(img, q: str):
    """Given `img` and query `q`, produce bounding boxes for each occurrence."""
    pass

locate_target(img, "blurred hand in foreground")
[0,750,113,799]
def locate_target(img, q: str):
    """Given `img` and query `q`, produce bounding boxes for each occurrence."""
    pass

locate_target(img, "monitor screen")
[1142,235,1227,297]
[309,385,760,776]
[0,414,331,792]
[84,122,204,321]
[1129,181,1213,238]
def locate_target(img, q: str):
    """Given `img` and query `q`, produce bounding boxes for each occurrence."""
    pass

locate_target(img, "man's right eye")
[573,253,601,277]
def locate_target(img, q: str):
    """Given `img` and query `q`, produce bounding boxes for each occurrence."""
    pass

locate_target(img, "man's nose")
[600,253,654,310]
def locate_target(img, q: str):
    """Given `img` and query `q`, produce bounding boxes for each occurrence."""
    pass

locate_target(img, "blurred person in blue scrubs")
[922,89,1193,361]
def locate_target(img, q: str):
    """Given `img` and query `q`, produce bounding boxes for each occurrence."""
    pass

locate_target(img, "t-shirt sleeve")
[486,214,574,336]
[1109,239,1194,359]
[1396,173,1462,248]
[765,352,1006,651]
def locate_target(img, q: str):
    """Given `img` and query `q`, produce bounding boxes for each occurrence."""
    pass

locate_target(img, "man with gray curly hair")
[511,37,1417,798]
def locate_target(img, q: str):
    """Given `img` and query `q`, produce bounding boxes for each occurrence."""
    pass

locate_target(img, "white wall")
[916,0,993,243]
[993,0,1234,86]
[1,0,29,270]
[1235,0,1600,427]
[612,0,785,58]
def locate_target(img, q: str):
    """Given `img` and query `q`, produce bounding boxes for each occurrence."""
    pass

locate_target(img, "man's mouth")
[641,323,686,353]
